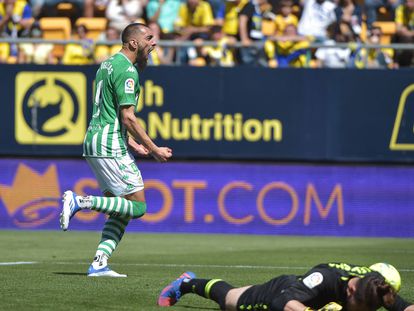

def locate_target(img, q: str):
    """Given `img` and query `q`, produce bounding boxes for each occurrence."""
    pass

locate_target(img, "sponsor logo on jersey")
[15,72,86,144]
[125,78,135,94]
[126,66,135,73]
[303,272,323,289]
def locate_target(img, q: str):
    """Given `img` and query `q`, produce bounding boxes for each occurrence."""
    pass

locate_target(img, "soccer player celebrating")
[59,23,172,277]
[158,262,414,311]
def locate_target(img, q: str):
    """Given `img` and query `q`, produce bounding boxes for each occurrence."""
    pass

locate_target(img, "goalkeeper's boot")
[158,271,196,306]
[87,252,127,278]
[60,190,82,231]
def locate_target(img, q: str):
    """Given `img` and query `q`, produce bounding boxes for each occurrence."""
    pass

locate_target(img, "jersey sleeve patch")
[125,78,135,94]
[303,272,324,289]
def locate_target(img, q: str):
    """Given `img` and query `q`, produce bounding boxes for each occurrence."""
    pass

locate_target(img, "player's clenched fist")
[151,147,173,162]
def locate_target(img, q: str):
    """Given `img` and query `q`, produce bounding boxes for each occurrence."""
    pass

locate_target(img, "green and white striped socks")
[77,196,146,219]
[74,196,146,262]
[97,216,129,257]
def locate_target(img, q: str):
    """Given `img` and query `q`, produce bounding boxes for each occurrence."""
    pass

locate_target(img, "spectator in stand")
[18,21,54,64]
[174,0,215,64]
[393,0,414,66]
[147,21,174,64]
[238,0,271,65]
[315,21,356,67]
[146,0,181,35]
[94,23,122,63]
[221,0,248,39]
[174,0,215,40]
[84,0,110,17]
[62,24,94,65]
[209,0,226,21]
[274,0,298,35]
[365,0,400,30]
[106,0,147,32]
[353,26,394,68]
[264,23,311,67]
[0,0,32,37]
[297,0,336,41]
[334,0,362,36]
[198,24,236,66]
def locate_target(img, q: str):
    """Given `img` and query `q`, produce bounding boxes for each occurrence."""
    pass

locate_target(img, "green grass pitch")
[1,231,413,311]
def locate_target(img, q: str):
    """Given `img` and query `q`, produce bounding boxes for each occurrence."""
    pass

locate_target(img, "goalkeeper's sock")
[180,279,234,309]
[76,195,146,219]
[96,215,130,257]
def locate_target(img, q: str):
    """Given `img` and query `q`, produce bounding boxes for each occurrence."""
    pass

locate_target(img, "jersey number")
[93,80,103,118]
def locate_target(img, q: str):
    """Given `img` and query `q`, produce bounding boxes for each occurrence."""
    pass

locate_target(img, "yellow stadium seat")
[39,17,72,40]
[372,21,396,44]
[39,17,72,61]
[56,2,76,17]
[75,17,108,40]
[0,43,10,62]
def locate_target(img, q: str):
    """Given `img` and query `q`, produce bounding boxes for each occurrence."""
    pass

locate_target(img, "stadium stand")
[75,17,108,40]
[39,17,71,61]
[372,21,397,43]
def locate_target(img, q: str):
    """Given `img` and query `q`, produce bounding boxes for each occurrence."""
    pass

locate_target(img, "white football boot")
[87,252,127,278]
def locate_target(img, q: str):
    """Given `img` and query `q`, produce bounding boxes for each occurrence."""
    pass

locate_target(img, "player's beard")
[136,46,148,71]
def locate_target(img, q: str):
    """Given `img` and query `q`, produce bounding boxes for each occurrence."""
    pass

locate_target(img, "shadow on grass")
[179,305,219,310]
[53,272,86,276]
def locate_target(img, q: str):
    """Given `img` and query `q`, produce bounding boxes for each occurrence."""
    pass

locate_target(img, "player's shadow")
[53,272,86,276]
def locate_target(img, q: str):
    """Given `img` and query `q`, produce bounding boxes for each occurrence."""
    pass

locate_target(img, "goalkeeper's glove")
[318,302,343,311]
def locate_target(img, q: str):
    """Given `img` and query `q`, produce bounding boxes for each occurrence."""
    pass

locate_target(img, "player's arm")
[121,105,172,162]
[128,136,149,157]
[284,300,308,311]
[114,66,172,162]
[284,300,342,311]
[271,267,336,311]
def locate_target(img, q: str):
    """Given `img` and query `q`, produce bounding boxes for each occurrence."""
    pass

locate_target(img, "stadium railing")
[1,37,414,66]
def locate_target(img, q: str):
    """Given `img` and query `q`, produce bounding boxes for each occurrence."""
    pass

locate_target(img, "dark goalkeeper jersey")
[237,263,410,311]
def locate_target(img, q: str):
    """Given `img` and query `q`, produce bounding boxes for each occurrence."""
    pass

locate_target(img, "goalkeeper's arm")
[283,301,342,311]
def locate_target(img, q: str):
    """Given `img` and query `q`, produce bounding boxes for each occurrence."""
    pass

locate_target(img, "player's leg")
[158,272,245,310]
[60,155,146,231]
[87,189,146,276]
[88,191,131,277]
[85,183,147,219]
[95,192,131,259]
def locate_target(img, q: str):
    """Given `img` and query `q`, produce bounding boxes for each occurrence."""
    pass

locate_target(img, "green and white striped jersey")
[83,52,140,158]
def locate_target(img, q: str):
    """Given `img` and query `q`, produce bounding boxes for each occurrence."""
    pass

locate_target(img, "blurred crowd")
[0,0,413,68]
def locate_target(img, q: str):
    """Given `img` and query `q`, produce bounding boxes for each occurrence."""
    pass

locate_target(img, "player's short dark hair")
[121,23,149,44]
[354,272,396,310]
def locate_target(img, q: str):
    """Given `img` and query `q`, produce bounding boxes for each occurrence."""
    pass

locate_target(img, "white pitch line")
[51,262,308,270]
[0,261,37,266]
[42,262,414,272]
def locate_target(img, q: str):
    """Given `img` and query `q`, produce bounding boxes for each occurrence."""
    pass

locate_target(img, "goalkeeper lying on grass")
[158,262,413,311]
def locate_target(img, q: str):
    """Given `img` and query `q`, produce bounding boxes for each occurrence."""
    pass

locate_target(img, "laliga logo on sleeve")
[303,272,324,289]
[125,78,135,94]
[15,72,86,144]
